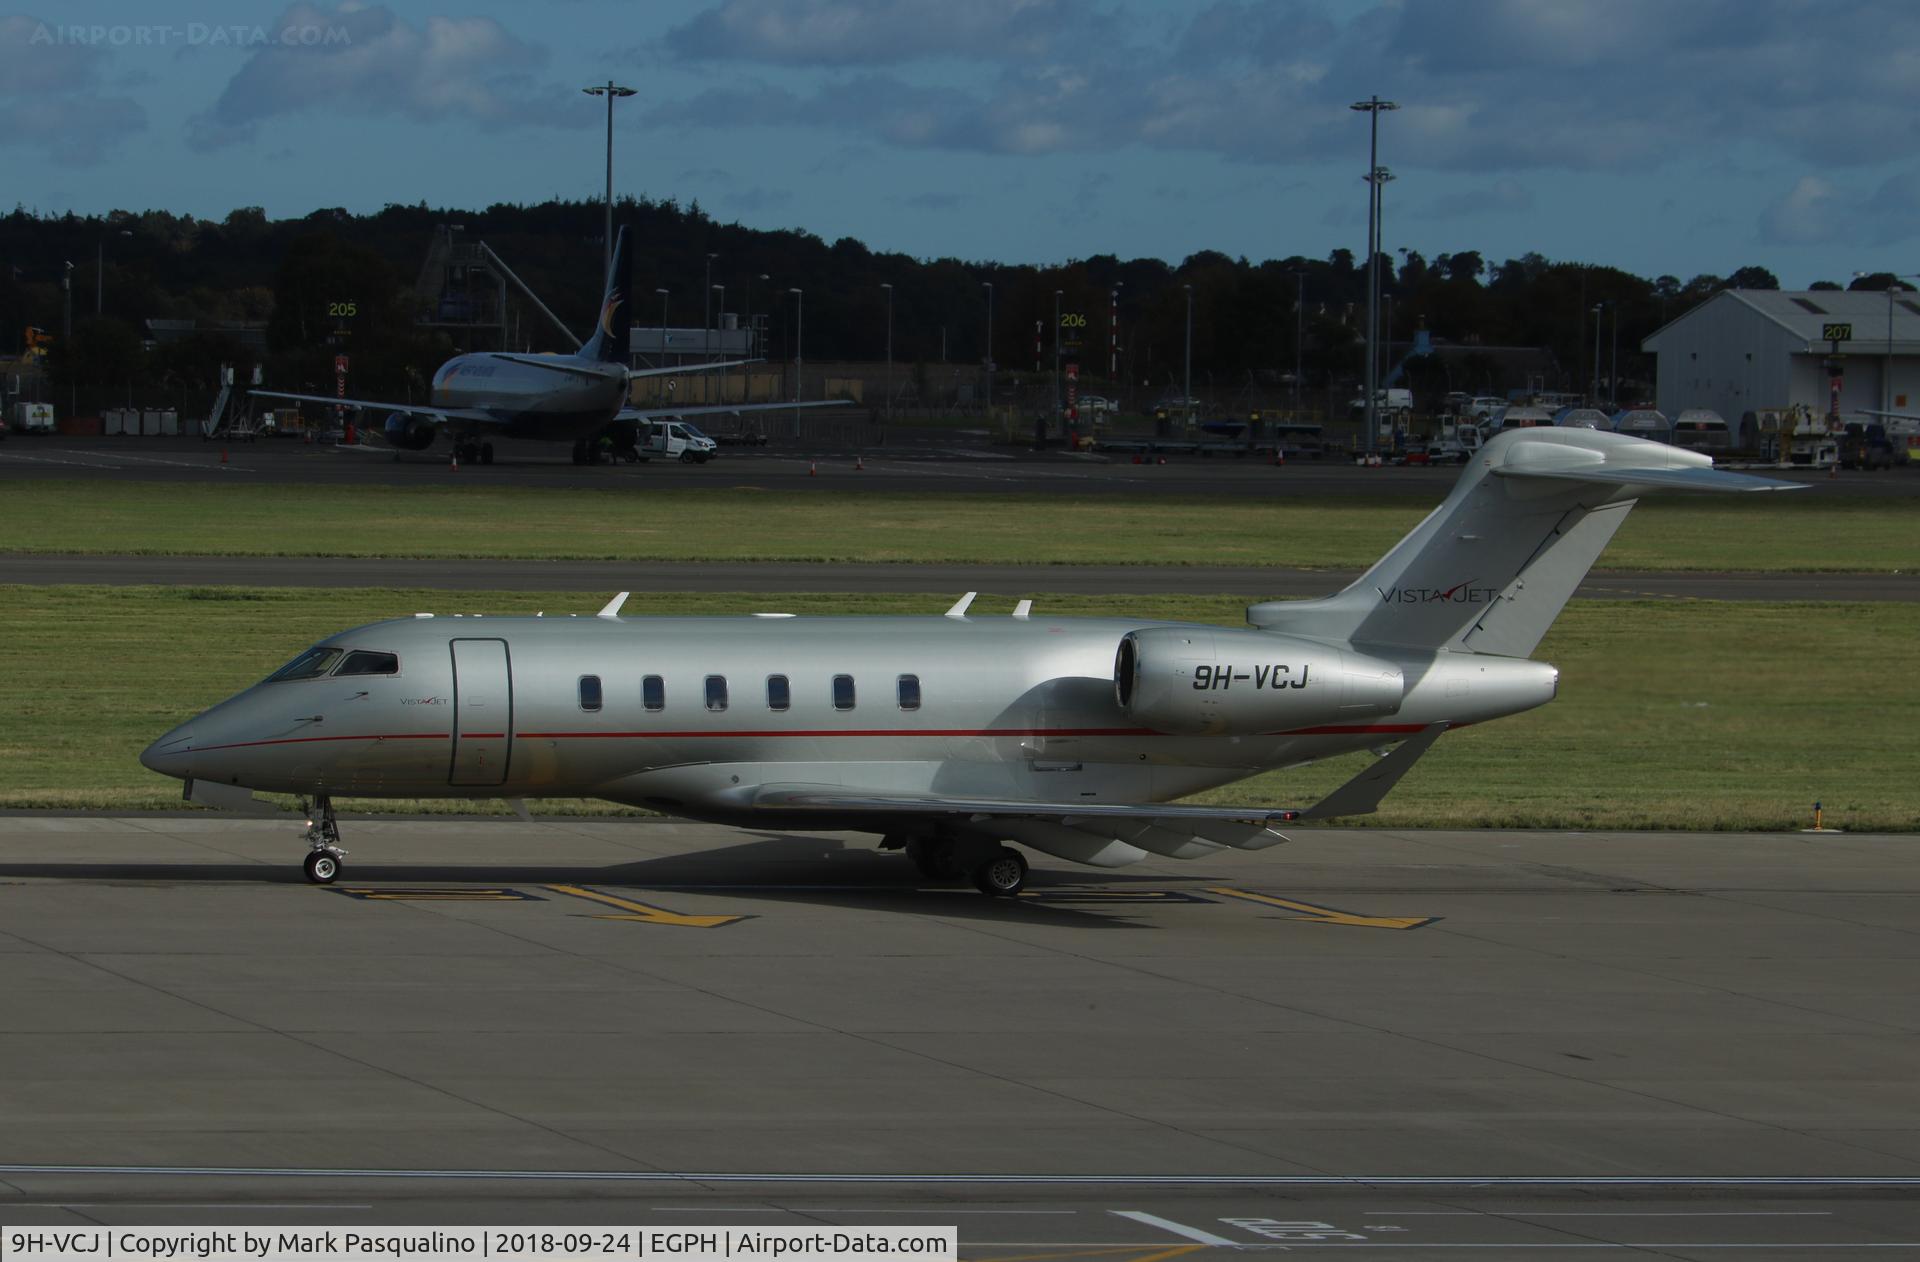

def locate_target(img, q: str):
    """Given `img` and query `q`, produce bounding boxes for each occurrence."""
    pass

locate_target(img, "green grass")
[0,480,1910,571]
[2,584,1913,832]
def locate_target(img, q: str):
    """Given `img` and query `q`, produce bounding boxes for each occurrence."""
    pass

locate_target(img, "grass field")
[1,480,1911,571]
[2,584,1912,832]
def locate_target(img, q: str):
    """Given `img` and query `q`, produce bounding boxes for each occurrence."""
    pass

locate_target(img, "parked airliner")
[254,225,830,466]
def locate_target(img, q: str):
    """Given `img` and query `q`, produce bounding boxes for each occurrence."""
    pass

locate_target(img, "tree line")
[1,196,1901,411]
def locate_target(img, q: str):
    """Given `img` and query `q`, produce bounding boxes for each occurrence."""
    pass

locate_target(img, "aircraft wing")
[616,399,851,423]
[1860,408,1920,422]
[248,390,500,426]
[744,785,1299,852]
[630,358,760,379]
[743,719,1448,850]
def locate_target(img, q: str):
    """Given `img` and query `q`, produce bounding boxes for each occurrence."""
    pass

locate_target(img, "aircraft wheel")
[905,836,964,881]
[971,847,1027,897]
[303,850,341,884]
[480,442,495,465]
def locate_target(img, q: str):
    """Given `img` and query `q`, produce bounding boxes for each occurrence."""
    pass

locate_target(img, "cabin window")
[267,647,340,682]
[767,675,790,711]
[642,675,665,711]
[832,674,856,711]
[335,650,399,677]
[705,675,728,712]
[897,674,921,711]
[578,675,602,712]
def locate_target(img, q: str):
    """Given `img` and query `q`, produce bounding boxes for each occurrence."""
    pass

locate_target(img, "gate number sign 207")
[1823,322,1853,341]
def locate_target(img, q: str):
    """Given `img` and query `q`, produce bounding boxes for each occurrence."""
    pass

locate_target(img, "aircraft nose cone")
[141,726,194,778]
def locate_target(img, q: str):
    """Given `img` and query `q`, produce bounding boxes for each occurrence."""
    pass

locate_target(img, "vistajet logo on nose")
[1377,579,1502,604]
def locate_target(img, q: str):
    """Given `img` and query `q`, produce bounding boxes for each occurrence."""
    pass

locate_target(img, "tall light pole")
[1052,287,1063,434]
[788,288,804,432]
[982,281,994,418]
[1288,269,1306,420]
[1183,283,1194,428]
[96,228,130,316]
[712,283,726,402]
[1351,95,1399,455]
[880,281,893,432]
[581,82,635,277]
[61,260,73,340]
[1610,303,1620,410]
[703,252,719,363]
[1591,303,1604,406]
[746,272,767,360]
[654,287,668,363]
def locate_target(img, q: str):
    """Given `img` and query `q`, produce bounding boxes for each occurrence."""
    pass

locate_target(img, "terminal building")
[1644,289,1920,424]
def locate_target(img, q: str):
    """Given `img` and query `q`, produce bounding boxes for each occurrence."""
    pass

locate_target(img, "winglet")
[945,592,977,618]
[597,591,629,619]
[1012,599,1033,620]
[1299,722,1448,820]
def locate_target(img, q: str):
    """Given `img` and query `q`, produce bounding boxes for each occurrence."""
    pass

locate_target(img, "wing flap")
[248,390,499,426]
[745,785,1296,855]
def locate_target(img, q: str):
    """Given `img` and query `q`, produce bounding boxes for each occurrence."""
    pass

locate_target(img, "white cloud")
[0,15,148,165]
[664,0,1107,65]
[1761,170,1920,247]
[186,3,580,151]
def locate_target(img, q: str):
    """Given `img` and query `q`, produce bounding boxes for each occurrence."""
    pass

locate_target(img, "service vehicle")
[1840,421,1899,470]
[634,418,718,463]
[1671,408,1731,452]
[11,401,53,433]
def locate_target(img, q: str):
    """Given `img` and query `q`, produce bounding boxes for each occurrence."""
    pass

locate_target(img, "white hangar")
[1643,288,1920,423]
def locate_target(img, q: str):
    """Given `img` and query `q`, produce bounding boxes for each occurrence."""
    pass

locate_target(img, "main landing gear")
[898,835,1029,897]
[299,795,347,884]
[453,440,494,465]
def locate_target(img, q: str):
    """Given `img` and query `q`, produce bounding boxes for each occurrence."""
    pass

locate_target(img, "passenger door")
[449,638,513,786]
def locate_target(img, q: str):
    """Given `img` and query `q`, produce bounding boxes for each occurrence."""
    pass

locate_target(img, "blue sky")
[7,0,1919,286]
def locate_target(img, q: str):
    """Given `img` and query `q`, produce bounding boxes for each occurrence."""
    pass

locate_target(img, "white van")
[636,419,718,463]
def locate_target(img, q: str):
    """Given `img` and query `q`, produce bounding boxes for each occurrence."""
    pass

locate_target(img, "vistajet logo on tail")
[1377,579,1502,605]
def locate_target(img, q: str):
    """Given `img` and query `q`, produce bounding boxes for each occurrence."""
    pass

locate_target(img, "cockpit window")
[267,647,341,682]
[335,650,399,677]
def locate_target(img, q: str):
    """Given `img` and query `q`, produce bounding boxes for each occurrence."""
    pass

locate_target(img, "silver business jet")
[253,225,826,466]
[142,428,1800,895]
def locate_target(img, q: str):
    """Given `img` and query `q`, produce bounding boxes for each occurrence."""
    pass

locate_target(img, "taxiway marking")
[333,887,540,901]
[1209,887,1437,929]
[1110,1212,1239,1247]
[546,883,748,927]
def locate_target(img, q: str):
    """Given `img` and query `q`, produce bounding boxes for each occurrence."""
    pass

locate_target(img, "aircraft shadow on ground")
[0,834,1215,928]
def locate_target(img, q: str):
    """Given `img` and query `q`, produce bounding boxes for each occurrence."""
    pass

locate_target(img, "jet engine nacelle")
[1115,627,1404,736]
[383,412,438,451]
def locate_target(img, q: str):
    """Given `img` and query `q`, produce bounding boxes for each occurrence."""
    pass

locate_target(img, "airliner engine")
[384,413,437,451]
[1115,627,1403,735]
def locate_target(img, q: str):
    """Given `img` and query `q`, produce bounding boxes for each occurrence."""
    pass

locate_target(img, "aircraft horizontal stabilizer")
[1493,464,1804,493]
[1298,722,1447,820]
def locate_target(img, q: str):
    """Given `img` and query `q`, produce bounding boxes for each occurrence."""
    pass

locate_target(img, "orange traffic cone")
[809,460,817,476]
[220,449,228,464]
[855,455,865,471]
[450,451,459,471]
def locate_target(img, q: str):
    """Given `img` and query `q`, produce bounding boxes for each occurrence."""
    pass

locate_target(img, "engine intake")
[384,412,437,451]
[1115,627,1403,735]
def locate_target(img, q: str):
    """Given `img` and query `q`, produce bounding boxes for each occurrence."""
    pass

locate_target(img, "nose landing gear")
[299,795,347,884]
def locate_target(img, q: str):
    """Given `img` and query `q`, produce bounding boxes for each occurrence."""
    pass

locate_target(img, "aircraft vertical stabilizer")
[577,224,632,364]
[1247,428,1802,658]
